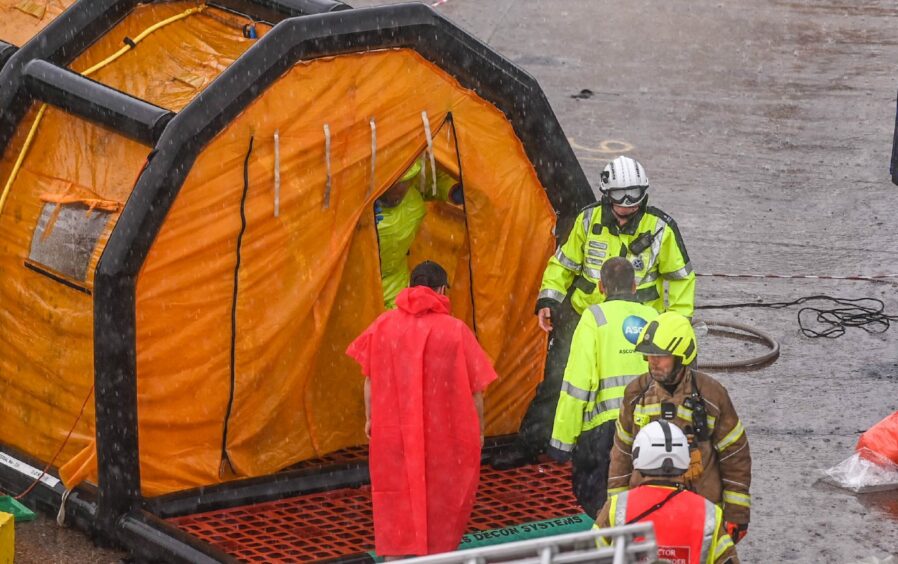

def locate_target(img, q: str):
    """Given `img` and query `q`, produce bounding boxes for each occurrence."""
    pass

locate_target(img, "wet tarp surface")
[0,3,267,489]
[0,0,76,47]
[135,48,555,495]
[0,3,556,496]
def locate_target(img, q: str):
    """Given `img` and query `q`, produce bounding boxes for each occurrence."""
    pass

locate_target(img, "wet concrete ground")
[14,0,898,561]
[352,0,898,560]
[14,512,123,563]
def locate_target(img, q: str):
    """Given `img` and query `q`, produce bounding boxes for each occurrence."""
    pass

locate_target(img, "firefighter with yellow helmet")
[608,311,752,545]
[495,156,695,469]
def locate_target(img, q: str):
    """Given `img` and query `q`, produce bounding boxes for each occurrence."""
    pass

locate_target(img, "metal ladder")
[399,522,658,564]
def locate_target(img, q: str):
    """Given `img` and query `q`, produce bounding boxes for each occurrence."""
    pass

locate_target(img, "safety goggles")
[602,186,647,207]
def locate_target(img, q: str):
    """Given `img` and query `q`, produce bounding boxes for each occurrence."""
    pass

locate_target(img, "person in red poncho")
[347,260,498,560]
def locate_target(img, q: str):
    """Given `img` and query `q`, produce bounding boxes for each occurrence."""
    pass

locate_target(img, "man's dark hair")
[410,261,449,290]
[600,257,635,295]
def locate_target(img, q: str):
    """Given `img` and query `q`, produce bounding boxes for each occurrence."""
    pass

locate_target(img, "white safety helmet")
[599,156,649,207]
[632,420,690,477]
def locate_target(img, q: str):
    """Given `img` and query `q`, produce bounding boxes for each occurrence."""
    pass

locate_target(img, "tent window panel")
[28,203,109,282]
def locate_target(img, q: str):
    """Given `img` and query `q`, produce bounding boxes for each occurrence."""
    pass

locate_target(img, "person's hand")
[365,419,371,439]
[725,522,748,544]
[537,307,554,332]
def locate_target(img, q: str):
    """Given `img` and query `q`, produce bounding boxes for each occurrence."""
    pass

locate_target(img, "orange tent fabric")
[0,3,270,490]
[134,49,554,494]
[1,3,557,497]
[0,0,76,47]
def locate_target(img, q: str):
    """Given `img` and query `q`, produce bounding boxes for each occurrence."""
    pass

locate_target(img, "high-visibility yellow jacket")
[538,203,694,316]
[549,298,658,453]
[377,188,426,309]
[377,165,459,309]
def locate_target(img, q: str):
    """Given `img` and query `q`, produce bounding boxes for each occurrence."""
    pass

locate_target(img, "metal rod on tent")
[368,118,377,197]
[421,111,437,196]
[323,123,331,209]
[273,129,280,217]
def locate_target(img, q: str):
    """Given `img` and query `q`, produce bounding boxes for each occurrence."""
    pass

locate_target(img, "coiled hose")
[694,319,780,371]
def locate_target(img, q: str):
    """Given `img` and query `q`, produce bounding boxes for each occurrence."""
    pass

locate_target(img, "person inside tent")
[347,261,497,560]
[375,158,464,309]
[594,420,738,563]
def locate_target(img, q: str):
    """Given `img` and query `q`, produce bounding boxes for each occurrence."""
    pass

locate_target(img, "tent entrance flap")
[375,117,475,329]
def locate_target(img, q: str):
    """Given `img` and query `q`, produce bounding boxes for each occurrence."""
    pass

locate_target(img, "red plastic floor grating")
[169,460,581,562]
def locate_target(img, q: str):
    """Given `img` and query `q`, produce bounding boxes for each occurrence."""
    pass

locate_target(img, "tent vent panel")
[28,202,109,282]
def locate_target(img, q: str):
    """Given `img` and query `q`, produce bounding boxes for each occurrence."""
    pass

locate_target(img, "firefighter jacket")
[607,369,752,524]
[537,202,694,316]
[595,483,738,563]
[549,297,658,453]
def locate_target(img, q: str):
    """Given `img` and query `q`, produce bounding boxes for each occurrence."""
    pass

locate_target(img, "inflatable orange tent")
[0,0,592,557]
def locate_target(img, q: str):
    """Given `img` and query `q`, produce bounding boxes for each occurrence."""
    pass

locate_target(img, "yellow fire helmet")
[635,311,697,366]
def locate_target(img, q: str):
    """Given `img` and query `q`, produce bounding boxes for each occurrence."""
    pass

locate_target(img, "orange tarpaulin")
[135,49,555,494]
[0,0,76,47]
[1,3,556,497]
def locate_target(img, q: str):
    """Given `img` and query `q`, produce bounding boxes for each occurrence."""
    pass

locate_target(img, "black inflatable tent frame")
[0,0,593,560]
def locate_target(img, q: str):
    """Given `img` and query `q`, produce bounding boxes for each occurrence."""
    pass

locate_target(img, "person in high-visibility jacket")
[494,156,694,470]
[376,159,462,309]
[594,420,739,564]
[547,257,658,518]
[608,312,751,545]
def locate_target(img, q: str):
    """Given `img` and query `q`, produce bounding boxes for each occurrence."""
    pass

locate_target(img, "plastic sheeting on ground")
[824,412,898,493]
[824,449,898,493]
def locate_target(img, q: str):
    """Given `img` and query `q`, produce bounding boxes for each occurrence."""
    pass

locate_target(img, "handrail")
[399,523,657,564]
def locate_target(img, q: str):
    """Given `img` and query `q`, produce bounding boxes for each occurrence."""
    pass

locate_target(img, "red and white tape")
[697,273,898,283]
[432,0,449,5]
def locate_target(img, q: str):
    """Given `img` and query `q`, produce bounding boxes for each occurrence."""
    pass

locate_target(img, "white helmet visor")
[603,185,647,207]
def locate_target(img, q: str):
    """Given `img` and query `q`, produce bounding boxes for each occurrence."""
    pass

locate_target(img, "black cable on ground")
[697,295,898,338]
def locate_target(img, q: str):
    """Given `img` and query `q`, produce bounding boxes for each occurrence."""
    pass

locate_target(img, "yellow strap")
[81,6,206,77]
[0,104,47,217]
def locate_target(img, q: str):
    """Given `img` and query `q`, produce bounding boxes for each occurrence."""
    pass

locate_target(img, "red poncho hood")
[394,285,450,316]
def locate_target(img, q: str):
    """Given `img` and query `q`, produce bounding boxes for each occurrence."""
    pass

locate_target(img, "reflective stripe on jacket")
[549,299,657,452]
[607,369,752,524]
[594,484,738,563]
[538,203,695,316]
